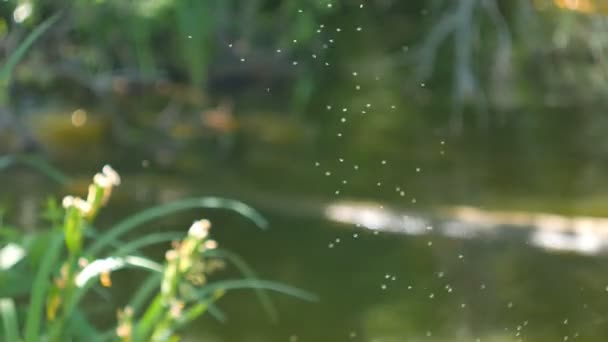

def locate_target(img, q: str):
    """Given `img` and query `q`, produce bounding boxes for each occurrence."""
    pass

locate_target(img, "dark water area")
[194,213,608,342]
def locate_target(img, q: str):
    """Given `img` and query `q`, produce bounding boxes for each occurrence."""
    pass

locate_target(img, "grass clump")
[0,165,316,341]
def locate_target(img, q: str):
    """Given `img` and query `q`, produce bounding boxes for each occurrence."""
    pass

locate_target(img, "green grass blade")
[92,329,117,342]
[130,273,228,324]
[198,279,318,302]
[0,298,20,342]
[206,304,227,323]
[93,274,163,341]
[86,197,267,257]
[66,309,99,339]
[177,300,212,326]
[0,13,61,82]
[17,155,69,184]
[208,249,278,322]
[172,292,223,333]
[0,155,69,184]
[84,224,126,251]
[111,231,183,257]
[24,231,64,342]
[129,273,162,314]
[133,294,163,341]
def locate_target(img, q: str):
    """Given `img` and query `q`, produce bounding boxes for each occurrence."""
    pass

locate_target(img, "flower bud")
[188,219,211,240]
[62,196,75,208]
[102,165,121,186]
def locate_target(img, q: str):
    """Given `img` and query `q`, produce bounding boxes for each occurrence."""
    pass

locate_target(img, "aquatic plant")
[0,165,316,341]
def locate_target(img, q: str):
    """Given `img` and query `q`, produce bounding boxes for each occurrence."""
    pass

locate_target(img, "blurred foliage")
[1,0,607,122]
[2,0,608,203]
[0,165,315,341]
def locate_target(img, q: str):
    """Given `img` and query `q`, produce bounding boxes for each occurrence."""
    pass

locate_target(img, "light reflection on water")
[326,200,608,255]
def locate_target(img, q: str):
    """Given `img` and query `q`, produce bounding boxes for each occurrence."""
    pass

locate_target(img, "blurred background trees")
[2,0,608,207]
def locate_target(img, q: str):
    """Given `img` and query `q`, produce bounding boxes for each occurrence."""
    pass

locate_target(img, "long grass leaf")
[0,298,19,342]
[175,300,212,327]
[171,291,223,335]
[93,274,162,342]
[92,329,117,342]
[66,309,99,339]
[0,155,69,184]
[86,197,267,257]
[24,231,63,342]
[18,155,69,184]
[111,231,183,257]
[0,14,61,82]
[198,279,318,302]
[206,303,227,323]
[128,276,227,328]
[129,273,162,314]
[133,294,163,341]
[207,249,278,322]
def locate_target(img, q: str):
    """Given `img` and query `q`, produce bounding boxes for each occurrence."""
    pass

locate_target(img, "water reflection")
[326,201,608,255]
[325,201,429,235]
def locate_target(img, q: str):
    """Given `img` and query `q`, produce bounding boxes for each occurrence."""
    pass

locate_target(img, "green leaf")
[23,230,56,270]
[153,293,221,340]
[86,197,267,257]
[64,207,83,256]
[111,231,184,257]
[129,274,162,314]
[207,249,278,322]
[66,309,100,339]
[0,268,34,298]
[41,197,63,228]
[206,303,227,323]
[0,13,61,82]
[133,295,163,341]
[24,231,64,342]
[0,298,20,342]
[198,279,318,302]
[17,155,69,185]
[0,155,69,185]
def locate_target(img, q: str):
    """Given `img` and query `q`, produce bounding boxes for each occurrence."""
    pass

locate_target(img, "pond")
[3,145,608,341]
[3,1,608,340]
